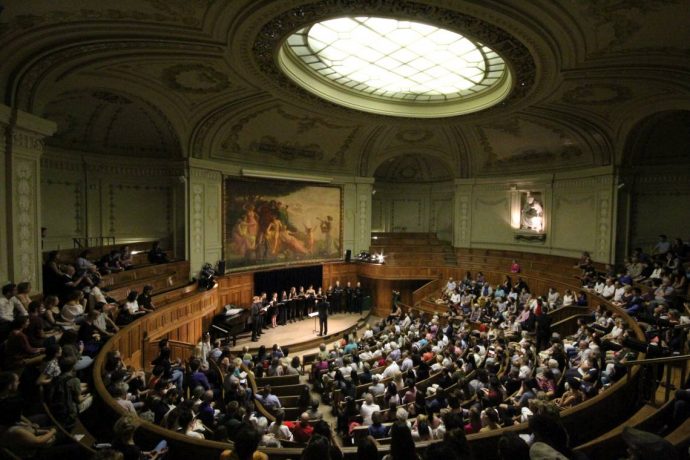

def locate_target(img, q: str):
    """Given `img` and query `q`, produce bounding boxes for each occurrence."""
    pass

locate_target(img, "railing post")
[141,331,148,371]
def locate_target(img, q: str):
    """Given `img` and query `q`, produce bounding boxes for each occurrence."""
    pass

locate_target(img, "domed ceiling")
[0,0,689,173]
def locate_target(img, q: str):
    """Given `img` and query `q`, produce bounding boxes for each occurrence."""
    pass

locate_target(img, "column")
[188,166,223,278]
[1,105,57,290]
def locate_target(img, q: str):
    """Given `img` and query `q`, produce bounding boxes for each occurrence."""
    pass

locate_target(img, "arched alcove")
[623,110,690,167]
[617,110,690,258]
[371,154,454,241]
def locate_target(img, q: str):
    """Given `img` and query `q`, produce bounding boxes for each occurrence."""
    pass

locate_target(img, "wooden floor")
[230,312,364,353]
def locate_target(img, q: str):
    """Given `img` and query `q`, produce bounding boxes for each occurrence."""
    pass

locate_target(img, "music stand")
[308,311,319,334]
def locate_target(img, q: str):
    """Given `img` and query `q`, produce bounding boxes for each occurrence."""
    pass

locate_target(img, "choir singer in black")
[317,294,329,336]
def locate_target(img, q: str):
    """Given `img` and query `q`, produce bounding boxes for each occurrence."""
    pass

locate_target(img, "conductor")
[250,296,263,342]
[317,294,329,336]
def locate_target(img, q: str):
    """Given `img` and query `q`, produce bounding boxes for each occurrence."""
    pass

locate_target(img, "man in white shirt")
[381,357,400,379]
[0,284,20,323]
[1,283,27,321]
[547,288,560,308]
[612,282,626,303]
[359,393,380,425]
[601,279,616,299]
[653,234,671,257]
[445,278,456,295]
[369,374,385,396]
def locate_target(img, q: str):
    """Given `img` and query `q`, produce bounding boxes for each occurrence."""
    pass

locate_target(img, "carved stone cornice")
[553,174,613,190]
[189,167,222,182]
[11,131,45,154]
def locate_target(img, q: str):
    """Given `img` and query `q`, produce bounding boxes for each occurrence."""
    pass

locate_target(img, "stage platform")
[229,312,369,354]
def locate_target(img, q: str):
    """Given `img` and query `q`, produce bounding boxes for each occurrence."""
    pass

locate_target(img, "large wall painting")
[223,177,342,269]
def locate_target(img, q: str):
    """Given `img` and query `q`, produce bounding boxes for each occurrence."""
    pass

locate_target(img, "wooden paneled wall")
[322,261,359,288]
[104,288,218,370]
[217,272,254,308]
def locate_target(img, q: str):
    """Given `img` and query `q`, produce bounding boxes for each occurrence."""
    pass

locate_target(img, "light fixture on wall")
[241,168,332,183]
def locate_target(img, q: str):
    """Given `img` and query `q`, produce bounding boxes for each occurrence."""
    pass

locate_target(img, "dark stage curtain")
[253,265,323,295]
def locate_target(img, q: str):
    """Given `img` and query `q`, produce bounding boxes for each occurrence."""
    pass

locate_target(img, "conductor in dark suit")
[317,295,329,336]
[250,296,262,342]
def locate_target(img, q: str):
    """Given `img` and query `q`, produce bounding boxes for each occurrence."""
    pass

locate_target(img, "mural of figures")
[224,178,342,268]
[520,191,545,232]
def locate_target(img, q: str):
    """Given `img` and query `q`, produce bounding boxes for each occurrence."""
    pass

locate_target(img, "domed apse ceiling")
[42,89,182,158]
[0,1,689,172]
[624,111,690,166]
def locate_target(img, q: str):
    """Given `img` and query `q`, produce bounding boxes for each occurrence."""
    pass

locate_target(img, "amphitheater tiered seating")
[7,240,679,460]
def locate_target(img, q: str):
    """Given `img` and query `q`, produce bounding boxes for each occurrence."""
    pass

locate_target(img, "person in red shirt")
[510,259,521,273]
[291,412,314,443]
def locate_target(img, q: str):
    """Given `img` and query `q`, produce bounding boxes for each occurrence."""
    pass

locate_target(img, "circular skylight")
[278,16,513,118]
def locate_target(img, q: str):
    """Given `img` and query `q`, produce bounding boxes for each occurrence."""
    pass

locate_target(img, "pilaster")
[2,105,57,290]
[188,166,223,277]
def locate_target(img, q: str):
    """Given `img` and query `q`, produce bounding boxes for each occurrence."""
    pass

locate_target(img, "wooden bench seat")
[265,383,306,397]
[100,259,187,288]
[256,374,301,387]
[104,261,190,301]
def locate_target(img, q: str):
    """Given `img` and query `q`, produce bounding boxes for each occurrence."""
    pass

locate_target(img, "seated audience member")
[1,283,28,326]
[13,282,32,312]
[100,250,124,274]
[179,408,205,439]
[77,310,105,356]
[652,234,671,259]
[49,356,92,427]
[60,290,86,325]
[255,385,281,412]
[267,409,293,442]
[117,291,147,325]
[197,390,216,427]
[5,316,45,368]
[91,302,119,338]
[36,344,63,386]
[220,423,267,460]
[42,295,61,327]
[0,387,82,459]
[89,278,118,311]
[148,242,169,264]
[137,285,156,311]
[119,246,134,270]
[112,414,167,460]
[59,330,94,371]
[368,411,389,439]
[306,399,323,421]
[189,358,211,391]
[151,339,184,391]
[26,301,60,348]
[360,393,380,425]
[292,412,314,443]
